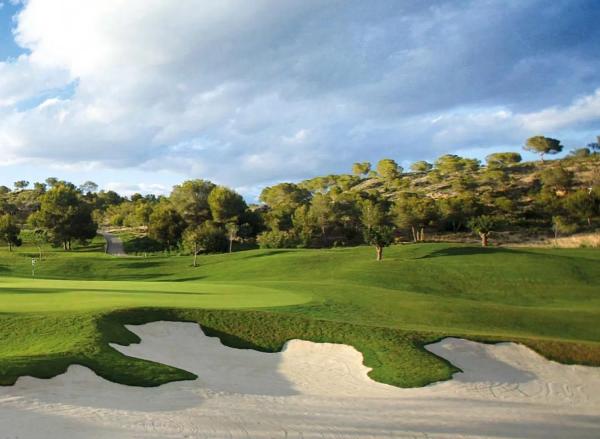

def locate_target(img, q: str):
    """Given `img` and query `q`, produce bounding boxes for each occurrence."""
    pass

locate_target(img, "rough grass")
[0,238,598,387]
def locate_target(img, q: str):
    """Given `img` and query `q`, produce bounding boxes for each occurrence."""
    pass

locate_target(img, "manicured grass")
[0,239,599,387]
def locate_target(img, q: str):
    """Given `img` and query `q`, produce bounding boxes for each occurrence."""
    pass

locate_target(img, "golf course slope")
[1,321,598,438]
[0,242,599,389]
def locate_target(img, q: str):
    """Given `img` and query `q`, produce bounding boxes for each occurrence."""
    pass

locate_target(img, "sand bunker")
[1,321,599,438]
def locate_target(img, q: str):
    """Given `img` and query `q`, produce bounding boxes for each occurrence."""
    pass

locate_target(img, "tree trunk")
[193,245,198,267]
[420,228,425,242]
[587,217,592,227]
[540,152,545,162]
[376,246,383,261]
[411,226,417,242]
[480,232,488,247]
[38,246,43,261]
[229,236,233,253]
[8,243,12,252]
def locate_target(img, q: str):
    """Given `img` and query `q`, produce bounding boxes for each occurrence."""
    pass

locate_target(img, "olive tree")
[468,215,496,247]
[360,199,394,261]
[183,221,228,266]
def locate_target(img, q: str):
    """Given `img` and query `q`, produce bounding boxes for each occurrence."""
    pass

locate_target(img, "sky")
[0,0,599,200]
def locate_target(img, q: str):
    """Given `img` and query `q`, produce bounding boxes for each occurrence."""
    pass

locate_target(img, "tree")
[79,181,99,194]
[524,136,563,161]
[468,215,496,247]
[259,183,310,231]
[45,177,59,188]
[552,216,577,245]
[540,166,573,194]
[225,222,239,253]
[31,228,48,260]
[410,161,432,172]
[438,195,480,232]
[462,158,481,172]
[33,182,47,195]
[363,225,395,261]
[13,180,29,191]
[485,152,522,169]
[148,205,186,252]
[376,159,402,180]
[392,195,437,241]
[309,193,336,246]
[352,162,371,176]
[134,202,154,227]
[563,188,600,226]
[208,186,246,224]
[170,179,216,225]
[292,204,316,247]
[587,137,600,153]
[183,221,228,266]
[568,148,591,158]
[30,185,97,250]
[0,214,22,251]
[434,154,464,174]
[360,199,394,261]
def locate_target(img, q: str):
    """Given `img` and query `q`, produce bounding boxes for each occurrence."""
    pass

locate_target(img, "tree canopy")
[525,136,563,161]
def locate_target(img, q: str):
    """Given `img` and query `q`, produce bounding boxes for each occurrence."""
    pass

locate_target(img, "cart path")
[99,230,126,256]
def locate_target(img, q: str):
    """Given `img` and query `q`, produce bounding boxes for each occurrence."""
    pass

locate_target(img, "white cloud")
[519,89,600,133]
[0,0,597,195]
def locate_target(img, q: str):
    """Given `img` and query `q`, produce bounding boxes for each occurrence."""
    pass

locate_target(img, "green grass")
[0,237,599,388]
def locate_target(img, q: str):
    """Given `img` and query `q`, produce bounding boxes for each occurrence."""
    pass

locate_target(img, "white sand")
[1,321,599,438]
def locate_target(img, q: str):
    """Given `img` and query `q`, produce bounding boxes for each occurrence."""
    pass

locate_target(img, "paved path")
[98,230,126,256]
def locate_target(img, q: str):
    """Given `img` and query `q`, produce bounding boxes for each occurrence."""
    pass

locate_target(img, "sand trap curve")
[1,321,599,438]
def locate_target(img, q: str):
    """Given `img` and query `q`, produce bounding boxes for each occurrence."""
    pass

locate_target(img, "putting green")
[0,277,310,312]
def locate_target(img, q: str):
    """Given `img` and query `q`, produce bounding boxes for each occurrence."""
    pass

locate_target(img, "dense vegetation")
[0,136,598,263]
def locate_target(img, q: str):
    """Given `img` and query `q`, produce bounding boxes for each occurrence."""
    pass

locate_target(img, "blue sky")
[0,0,599,200]
[0,1,21,59]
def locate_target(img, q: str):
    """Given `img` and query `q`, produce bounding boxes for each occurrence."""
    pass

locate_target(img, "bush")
[256,230,299,249]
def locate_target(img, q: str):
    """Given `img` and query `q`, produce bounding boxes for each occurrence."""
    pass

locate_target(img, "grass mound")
[0,241,598,387]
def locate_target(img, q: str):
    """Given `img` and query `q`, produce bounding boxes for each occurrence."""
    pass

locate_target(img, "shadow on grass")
[161,276,207,282]
[71,245,105,253]
[418,246,522,259]
[242,250,294,259]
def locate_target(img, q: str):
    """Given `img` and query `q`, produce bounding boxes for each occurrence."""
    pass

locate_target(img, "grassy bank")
[0,239,598,387]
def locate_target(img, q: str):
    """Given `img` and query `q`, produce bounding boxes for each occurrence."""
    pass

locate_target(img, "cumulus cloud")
[0,0,598,193]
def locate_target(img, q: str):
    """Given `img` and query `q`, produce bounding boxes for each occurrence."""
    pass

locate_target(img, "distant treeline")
[0,136,599,260]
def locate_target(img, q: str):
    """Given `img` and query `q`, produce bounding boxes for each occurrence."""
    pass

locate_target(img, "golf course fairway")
[0,241,599,388]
